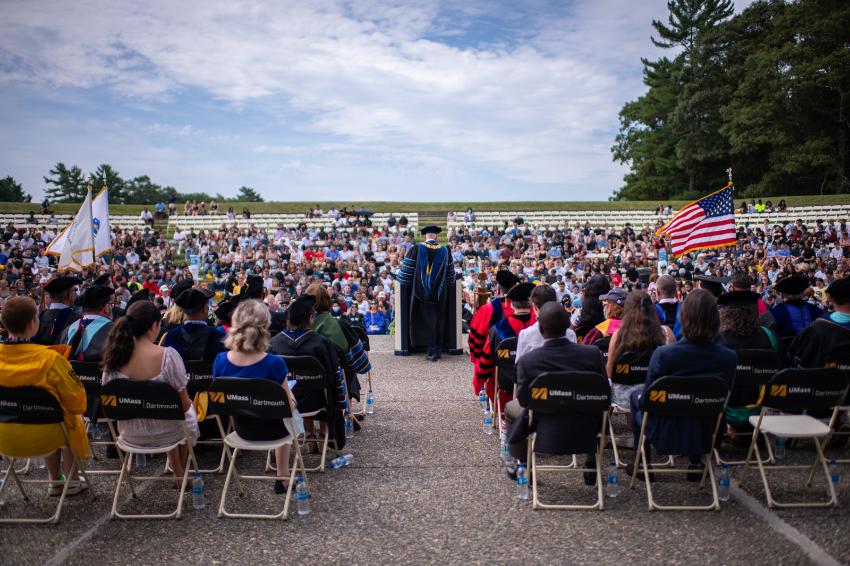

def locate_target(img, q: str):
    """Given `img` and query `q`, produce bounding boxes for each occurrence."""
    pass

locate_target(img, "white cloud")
[0,0,756,200]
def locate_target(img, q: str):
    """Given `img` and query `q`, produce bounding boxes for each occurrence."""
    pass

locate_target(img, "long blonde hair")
[224,299,270,353]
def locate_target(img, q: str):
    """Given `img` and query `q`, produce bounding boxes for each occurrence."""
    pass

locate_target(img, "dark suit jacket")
[511,337,607,455]
[633,338,737,456]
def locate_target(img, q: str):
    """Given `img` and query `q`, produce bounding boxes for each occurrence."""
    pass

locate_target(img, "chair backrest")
[280,355,327,393]
[494,337,518,389]
[0,386,63,425]
[763,368,849,412]
[99,379,185,421]
[183,359,214,398]
[824,349,850,377]
[729,349,784,406]
[611,350,654,386]
[207,377,293,419]
[527,371,611,414]
[643,376,728,417]
[71,360,103,420]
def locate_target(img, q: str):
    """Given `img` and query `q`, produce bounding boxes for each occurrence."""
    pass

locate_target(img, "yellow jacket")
[0,343,90,459]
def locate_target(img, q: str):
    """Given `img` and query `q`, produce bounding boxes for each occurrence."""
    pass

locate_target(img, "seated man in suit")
[504,302,607,484]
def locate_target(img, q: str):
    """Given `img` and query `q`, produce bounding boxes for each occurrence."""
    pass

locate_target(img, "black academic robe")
[788,316,850,369]
[396,241,456,354]
[34,306,81,345]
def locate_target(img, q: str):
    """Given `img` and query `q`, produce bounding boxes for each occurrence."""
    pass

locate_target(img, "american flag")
[656,185,737,257]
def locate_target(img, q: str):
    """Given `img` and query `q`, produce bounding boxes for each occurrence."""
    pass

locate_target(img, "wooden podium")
[394,280,463,356]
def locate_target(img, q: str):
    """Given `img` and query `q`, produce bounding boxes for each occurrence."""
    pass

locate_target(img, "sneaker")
[274,480,286,494]
[625,462,654,482]
[686,464,704,482]
[48,475,89,497]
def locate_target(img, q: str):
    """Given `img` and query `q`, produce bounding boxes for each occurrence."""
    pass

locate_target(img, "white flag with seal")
[57,188,94,271]
[47,187,111,260]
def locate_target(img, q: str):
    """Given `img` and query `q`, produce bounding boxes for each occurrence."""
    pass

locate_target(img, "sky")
[0,0,753,202]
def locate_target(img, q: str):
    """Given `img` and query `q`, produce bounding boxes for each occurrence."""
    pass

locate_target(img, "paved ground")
[2,335,849,565]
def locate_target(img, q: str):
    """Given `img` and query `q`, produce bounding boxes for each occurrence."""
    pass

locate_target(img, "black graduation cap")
[717,290,760,307]
[169,279,194,302]
[420,225,441,236]
[694,275,729,298]
[241,275,265,299]
[126,288,151,309]
[826,277,850,305]
[92,274,113,288]
[505,282,535,302]
[287,295,317,326]
[44,275,81,295]
[774,275,809,296]
[79,285,113,310]
[214,295,243,325]
[175,288,213,311]
[495,270,521,291]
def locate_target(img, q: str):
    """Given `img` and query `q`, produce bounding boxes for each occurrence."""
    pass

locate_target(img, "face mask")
[332,306,340,313]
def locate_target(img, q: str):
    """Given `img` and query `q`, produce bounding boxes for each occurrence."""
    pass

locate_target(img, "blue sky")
[0,0,752,202]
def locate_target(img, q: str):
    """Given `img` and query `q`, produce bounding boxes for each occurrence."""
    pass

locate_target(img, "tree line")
[612,0,849,201]
[0,163,264,204]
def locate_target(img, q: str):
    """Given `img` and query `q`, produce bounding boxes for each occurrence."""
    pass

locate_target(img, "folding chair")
[494,336,517,451]
[351,326,374,418]
[740,368,848,508]
[526,371,611,510]
[714,349,784,466]
[0,385,95,524]
[208,378,307,520]
[277,355,333,473]
[630,376,729,511]
[185,360,228,474]
[608,350,653,468]
[100,379,199,520]
[823,351,850,462]
[71,361,122,475]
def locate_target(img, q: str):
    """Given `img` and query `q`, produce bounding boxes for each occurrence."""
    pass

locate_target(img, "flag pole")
[727,167,739,270]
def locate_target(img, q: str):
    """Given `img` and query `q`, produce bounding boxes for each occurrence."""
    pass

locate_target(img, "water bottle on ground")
[133,453,147,468]
[774,436,786,460]
[829,459,840,493]
[718,464,731,502]
[344,412,354,439]
[606,460,620,498]
[35,457,46,470]
[516,464,529,500]
[478,387,487,411]
[501,441,513,467]
[295,476,312,515]
[483,406,494,435]
[365,390,375,415]
[192,471,205,510]
[328,454,354,469]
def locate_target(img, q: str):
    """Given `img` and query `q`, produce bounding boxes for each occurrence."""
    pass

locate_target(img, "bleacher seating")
[0,213,149,231]
[447,205,850,230]
[167,212,419,232]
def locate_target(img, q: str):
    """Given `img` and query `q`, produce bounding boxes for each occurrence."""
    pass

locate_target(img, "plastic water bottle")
[365,390,375,415]
[829,459,840,493]
[478,387,487,411]
[134,453,147,468]
[606,460,620,498]
[516,464,529,500]
[35,457,46,470]
[718,464,731,502]
[295,477,311,516]
[501,441,513,467]
[344,413,354,439]
[328,454,354,469]
[774,436,786,460]
[483,406,494,435]
[192,471,205,510]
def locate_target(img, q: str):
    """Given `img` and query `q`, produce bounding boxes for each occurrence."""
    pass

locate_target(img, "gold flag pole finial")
[726,168,733,184]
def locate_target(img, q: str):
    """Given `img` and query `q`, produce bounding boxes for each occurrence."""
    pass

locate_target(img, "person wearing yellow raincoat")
[0,296,90,495]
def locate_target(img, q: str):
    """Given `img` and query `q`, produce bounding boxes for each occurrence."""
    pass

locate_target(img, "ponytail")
[101,300,162,373]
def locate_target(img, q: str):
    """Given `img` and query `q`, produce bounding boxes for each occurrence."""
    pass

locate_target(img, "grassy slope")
[2,194,848,215]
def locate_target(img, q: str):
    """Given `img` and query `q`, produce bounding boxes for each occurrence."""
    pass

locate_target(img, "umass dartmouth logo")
[100,394,117,407]
[649,390,667,403]
[616,363,630,375]
[530,387,548,400]
[770,384,788,398]
[497,348,512,359]
[209,391,225,403]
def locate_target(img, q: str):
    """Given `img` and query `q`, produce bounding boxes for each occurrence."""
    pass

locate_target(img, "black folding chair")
[493,337,517,449]
[208,377,306,520]
[740,368,848,508]
[630,376,729,511]
[715,349,784,466]
[185,360,228,474]
[267,355,333,473]
[351,325,374,417]
[608,350,654,467]
[823,350,850,462]
[0,386,95,523]
[526,371,611,510]
[71,360,121,475]
[100,379,198,520]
